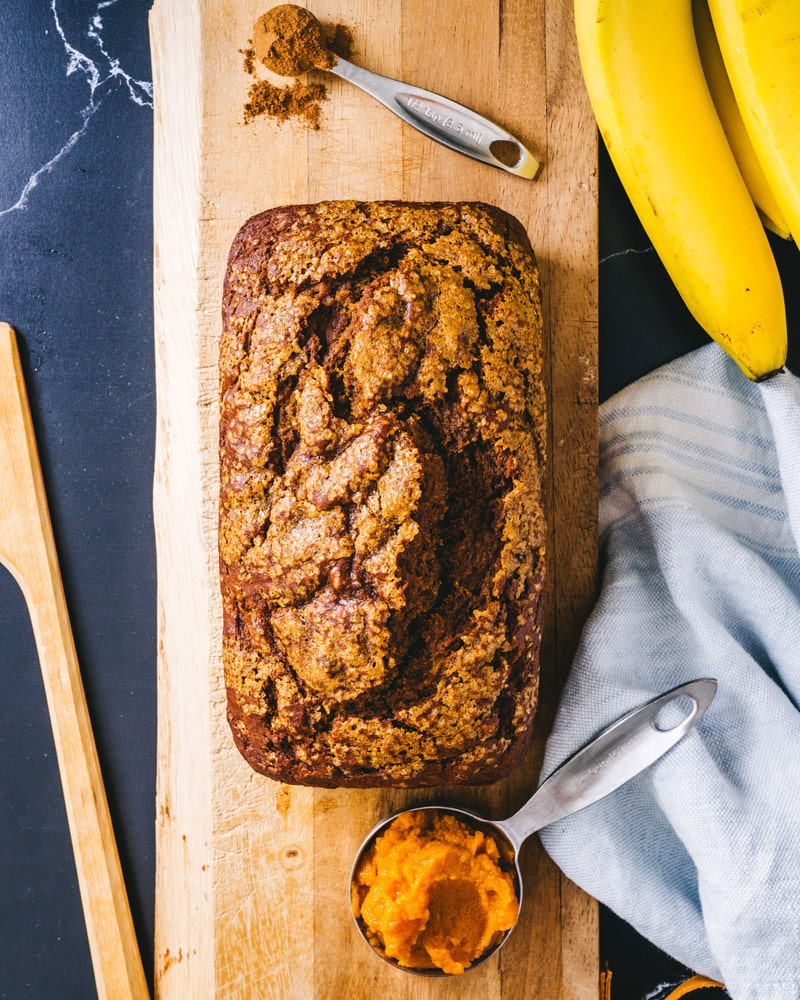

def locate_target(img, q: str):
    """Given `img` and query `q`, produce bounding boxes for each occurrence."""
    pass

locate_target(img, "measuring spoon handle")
[328,57,539,179]
[501,678,718,850]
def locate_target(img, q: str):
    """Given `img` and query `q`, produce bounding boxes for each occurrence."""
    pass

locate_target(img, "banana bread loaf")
[219,200,546,788]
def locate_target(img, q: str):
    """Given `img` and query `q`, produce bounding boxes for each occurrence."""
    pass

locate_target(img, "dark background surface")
[1,3,798,998]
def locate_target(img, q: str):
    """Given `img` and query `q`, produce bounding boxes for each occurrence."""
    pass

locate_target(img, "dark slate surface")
[1,3,798,998]
[0,2,155,997]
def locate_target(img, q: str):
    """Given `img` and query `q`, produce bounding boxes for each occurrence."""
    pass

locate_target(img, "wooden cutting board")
[149,1,599,996]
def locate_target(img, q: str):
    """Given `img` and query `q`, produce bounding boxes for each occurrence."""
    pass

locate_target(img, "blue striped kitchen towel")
[539,343,800,1000]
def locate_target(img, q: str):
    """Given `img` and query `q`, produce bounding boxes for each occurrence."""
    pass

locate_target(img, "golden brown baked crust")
[219,200,546,787]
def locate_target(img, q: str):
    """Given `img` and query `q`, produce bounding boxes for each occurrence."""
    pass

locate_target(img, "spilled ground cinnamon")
[241,5,354,129]
[243,78,327,128]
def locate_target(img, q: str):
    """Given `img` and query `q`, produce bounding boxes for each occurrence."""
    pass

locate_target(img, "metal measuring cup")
[350,677,717,975]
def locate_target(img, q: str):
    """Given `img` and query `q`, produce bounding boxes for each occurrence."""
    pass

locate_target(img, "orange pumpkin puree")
[351,810,519,974]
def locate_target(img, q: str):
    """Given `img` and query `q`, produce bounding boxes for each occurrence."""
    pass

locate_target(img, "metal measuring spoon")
[252,5,537,177]
[327,56,540,179]
[350,676,717,975]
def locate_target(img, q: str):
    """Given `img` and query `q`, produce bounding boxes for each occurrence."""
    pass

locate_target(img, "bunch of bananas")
[574,0,800,380]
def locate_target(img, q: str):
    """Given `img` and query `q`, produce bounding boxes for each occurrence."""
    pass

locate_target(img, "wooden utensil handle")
[0,324,150,1000]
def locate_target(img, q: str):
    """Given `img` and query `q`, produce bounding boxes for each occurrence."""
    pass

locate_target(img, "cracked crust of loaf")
[219,200,546,788]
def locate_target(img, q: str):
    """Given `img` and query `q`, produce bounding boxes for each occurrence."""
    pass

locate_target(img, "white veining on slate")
[642,982,682,1000]
[0,0,153,218]
[600,245,655,265]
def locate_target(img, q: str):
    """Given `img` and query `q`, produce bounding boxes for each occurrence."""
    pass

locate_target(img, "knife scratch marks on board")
[0,0,153,218]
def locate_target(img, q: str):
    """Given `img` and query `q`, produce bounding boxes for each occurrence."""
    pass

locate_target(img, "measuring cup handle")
[329,58,540,179]
[500,678,718,851]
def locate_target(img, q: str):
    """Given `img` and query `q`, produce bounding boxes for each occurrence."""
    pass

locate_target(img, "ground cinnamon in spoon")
[252,4,334,75]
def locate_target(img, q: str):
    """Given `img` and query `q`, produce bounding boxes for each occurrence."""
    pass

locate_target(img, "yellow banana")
[574,0,787,380]
[707,0,800,242]
[693,0,791,240]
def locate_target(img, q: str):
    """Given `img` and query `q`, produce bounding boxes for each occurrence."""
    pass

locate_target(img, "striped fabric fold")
[539,344,800,1000]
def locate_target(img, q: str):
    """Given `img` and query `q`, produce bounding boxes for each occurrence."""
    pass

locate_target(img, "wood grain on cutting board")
[149,0,599,997]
